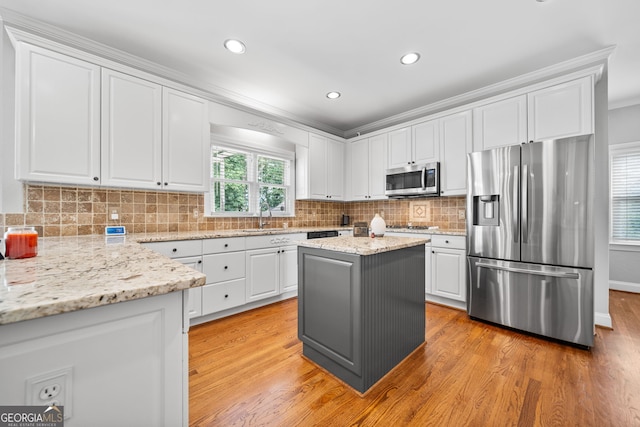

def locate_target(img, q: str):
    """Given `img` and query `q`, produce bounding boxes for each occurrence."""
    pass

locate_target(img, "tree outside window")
[210,145,292,215]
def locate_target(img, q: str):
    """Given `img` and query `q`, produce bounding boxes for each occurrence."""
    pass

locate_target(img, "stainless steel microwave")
[385,162,440,197]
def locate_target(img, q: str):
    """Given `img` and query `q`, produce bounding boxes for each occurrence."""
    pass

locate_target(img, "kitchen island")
[297,235,429,394]
[0,235,206,426]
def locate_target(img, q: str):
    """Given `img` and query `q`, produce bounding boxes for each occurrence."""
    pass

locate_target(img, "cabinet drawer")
[201,279,246,314]
[143,240,202,258]
[431,235,466,250]
[202,252,245,284]
[202,237,246,254]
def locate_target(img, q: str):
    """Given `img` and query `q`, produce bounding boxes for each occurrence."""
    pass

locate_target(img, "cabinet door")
[473,95,527,151]
[175,256,203,318]
[245,248,279,302]
[431,247,466,302]
[412,119,439,164]
[368,134,388,200]
[439,110,472,196]
[308,134,328,199]
[388,127,412,168]
[350,139,370,201]
[279,245,298,293]
[327,139,344,200]
[162,87,210,192]
[527,76,593,142]
[101,69,162,189]
[15,43,101,185]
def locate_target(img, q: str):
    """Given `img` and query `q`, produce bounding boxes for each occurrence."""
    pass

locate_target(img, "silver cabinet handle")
[476,262,579,279]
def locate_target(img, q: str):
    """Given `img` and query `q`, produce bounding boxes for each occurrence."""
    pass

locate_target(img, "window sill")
[609,242,640,252]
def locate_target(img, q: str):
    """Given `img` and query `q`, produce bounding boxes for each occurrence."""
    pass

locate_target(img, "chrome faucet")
[258,201,272,229]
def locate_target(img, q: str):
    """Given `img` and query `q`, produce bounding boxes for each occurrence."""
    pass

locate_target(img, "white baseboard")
[610,280,640,293]
[595,311,613,328]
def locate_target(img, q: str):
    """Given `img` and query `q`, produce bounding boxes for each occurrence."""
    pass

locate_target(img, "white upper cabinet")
[473,76,593,151]
[14,43,209,192]
[101,69,163,189]
[439,110,472,196]
[388,121,438,169]
[412,119,440,164]
[299,133,344,200]
[473,95,527,151]
[527,76,593,142]
[162,87,210,192]
[15,43,101,185]
[387,127,412,168]
[349,134,387,201]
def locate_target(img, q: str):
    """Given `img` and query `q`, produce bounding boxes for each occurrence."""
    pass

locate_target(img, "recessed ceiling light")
[326,91,341,99]
[224,39,246,54]
[400,52,420,65]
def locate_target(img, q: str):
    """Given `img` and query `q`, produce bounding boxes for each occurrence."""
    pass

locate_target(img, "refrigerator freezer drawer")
[467,257,594,347]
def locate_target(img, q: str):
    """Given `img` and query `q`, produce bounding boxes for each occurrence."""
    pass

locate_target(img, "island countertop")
[0,235,206,325]
[298,235,430,256]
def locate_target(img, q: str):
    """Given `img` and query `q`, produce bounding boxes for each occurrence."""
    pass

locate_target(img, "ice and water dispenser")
[472,195,500,226]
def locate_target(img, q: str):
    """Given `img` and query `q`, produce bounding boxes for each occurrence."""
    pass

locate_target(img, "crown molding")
[344,46,616,139]
[0,9,345,138]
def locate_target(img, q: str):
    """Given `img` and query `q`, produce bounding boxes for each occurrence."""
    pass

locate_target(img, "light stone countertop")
[298,235,430,256]
[0,226,461,325]
[0,235,206,325]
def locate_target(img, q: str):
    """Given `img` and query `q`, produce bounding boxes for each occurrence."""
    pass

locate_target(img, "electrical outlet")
[26,367,73,420]
[193,208,199,218]
[110,208,119,221]
[458,209,466,220]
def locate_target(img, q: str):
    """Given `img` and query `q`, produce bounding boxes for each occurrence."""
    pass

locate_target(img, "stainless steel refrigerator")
[466,134,594,347]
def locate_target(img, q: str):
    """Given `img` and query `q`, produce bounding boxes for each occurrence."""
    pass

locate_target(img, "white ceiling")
[1,0,639,137]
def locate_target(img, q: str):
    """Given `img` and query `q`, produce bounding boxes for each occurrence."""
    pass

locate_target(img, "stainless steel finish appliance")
[307,230,339,239]
[385,162,439,197]
[466,134,595,347]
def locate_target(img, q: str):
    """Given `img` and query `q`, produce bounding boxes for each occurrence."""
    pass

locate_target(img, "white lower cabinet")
[385,232,466,307]
[201,237,247,316]
[144,233,307,321]
[201,278,246,314]
[174,256,203,318]
[245,233,307,302]
[141,240,204,319]
[245,248,280,302]
[430,235,466,303]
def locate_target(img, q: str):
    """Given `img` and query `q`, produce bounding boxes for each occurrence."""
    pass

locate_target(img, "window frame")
[206,138,296,218]
[609,140,640,246]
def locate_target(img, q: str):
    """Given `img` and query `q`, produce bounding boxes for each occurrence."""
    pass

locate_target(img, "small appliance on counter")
[341,214,350,226]
[353,222,369,237]
[4,226,38,259]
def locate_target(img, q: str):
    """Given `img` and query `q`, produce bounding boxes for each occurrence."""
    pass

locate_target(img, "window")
[209,144,294,216]
[610,141,640,243]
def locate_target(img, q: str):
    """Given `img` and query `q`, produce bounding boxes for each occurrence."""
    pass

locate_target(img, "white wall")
[609,103,640,293]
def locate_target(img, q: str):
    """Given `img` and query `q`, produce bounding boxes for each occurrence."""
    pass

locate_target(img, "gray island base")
[297,236,427,394]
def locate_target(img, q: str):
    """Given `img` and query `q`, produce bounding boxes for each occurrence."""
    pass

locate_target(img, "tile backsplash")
[0,185,466,237]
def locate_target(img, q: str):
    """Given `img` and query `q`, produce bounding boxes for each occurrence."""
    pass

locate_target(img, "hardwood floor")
[189,291,640,426]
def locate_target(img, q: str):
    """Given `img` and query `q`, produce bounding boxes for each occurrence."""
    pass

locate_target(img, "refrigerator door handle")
[521,163,528,243]
[513,165,519,243]
[475,262,580,279]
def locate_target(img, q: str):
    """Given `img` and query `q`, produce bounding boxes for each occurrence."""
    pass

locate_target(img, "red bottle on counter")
[4,227,38,259]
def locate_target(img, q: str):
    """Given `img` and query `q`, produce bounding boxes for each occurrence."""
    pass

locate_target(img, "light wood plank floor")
[189,291,640,426]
